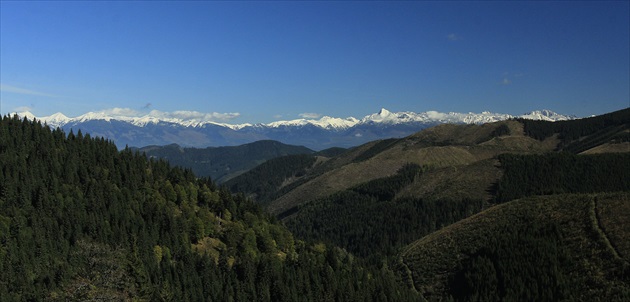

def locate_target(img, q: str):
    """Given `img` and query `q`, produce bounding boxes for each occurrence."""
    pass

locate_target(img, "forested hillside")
[224,108,630,300]
[3,108,629,301]
[225,154,320,203]
[0,115,419,301]
[136,140,314,183]
[519,107,629,153]
[399,193,630,301]
[285,164,483,259]
[230,109,629,215]
[495,152,630,202]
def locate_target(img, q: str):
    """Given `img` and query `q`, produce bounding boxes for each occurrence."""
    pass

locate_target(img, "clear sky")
[1,1,629,123]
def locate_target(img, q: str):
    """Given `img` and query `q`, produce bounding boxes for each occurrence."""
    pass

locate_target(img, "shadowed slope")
[398,193,630,301]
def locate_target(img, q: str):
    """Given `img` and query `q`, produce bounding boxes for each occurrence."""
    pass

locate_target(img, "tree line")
[495,152,630,203]
[518,107,629,153]
[285,164,483,260]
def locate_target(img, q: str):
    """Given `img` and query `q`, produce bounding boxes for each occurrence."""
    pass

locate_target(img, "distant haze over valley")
[15,107,576,150]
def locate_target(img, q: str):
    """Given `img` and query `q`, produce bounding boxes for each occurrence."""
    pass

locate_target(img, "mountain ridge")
[16,107,575,129]
[135,140,314,183]
[2,108,628,301]
[227,107,629,217]
[11,108,576,150]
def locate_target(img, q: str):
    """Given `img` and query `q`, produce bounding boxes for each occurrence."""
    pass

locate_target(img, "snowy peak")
[362,108,417,124]
[377,108,392,116]
[12,109,253,130]
[267,116,359,130]
[358,108,571,125]
[15,111,37,121]
[369,108,395,122]
[520,109,574,121]
[314,116,360,129]
[8,107,581,150]
[43,112,71,126]
[12,107,575,131]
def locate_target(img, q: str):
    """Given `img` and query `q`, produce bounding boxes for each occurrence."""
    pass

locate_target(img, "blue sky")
[1,1,628,123]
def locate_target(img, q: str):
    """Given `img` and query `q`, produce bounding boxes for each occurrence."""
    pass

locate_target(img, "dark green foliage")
[286,164,482,258]
[490,123,511,137]
[400,193,630,302]
[288,193,482,259]
[562,124,629,153]
[495,152,630,203]
[314,146,347,157]
[519,107,629,152]
[448,223,570,301]
[0,115,420,301]
[352,163,422,201]
[225,154,318,203]
[138,140,314,183]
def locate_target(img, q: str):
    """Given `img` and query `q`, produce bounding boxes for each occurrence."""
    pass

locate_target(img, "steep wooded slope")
[0,115,419,301]
[226,108,630,273]
[137,140,314,183]
[398,193,630,301]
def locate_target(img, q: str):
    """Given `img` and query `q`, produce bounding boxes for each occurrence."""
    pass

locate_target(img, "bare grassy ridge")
[581,142,630,154]
[267,139,407,214]
[407,122,500,145]
[398,193,630,301]
[398,158,502,202]
[268,121,552,215]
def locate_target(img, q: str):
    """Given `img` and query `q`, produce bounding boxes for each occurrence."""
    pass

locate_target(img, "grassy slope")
[397,158,502,202]
[398,193,630,301]
[581,142,630,154]
[268,121,554,215]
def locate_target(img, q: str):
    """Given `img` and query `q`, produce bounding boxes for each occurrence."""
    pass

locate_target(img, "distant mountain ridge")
[14,108,575,150]
[228,107,629,216]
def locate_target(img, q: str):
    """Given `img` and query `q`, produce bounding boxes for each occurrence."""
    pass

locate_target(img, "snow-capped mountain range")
[12,108,574,150]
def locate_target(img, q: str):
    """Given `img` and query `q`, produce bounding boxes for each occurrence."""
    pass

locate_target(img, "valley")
[1,107,628,301]
[3,1,628,301]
